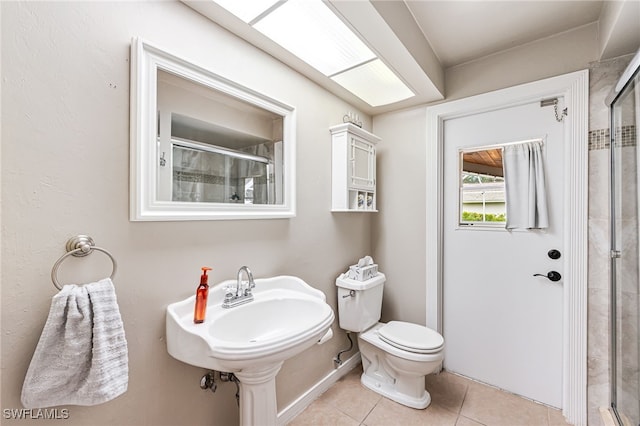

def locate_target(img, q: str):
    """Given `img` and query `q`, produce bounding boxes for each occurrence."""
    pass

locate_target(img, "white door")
[442,101,565,408]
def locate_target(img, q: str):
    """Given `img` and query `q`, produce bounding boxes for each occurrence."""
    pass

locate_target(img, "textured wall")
[371,107,428,325]
[444,23,599,101]
[1,2,372,425]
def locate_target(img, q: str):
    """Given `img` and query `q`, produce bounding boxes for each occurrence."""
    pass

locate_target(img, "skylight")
[213,0,415,107]
[331,59,415,107]
[212,0,280,23]
[252,0,376,76]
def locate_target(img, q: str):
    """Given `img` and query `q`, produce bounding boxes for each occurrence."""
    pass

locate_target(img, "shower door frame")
[607,50,640,426]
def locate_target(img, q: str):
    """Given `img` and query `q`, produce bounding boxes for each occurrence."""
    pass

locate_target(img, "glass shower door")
[610,53,640,426]
[171,140,272,204]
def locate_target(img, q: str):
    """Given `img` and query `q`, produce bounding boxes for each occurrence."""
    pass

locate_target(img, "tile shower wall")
[613,82,639,426]
[588,54,634,426]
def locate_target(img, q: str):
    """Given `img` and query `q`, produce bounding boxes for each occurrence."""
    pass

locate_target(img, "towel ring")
[51,235,117,290]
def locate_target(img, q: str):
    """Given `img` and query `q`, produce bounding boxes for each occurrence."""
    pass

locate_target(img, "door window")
[459,148,506,226]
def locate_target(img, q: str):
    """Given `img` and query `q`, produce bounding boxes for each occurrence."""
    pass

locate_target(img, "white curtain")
[503,140,549,229]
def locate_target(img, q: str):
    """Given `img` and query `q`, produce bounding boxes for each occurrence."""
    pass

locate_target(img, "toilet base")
[361,373,431,409]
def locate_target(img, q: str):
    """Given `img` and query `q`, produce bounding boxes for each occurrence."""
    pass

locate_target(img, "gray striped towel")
[21,278,128,408]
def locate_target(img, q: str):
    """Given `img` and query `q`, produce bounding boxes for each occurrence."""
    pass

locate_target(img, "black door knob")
[534,271,562,282]
[548,249,561,260]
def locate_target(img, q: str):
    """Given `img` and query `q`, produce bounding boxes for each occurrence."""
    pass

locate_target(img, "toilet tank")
[336,272,386,332]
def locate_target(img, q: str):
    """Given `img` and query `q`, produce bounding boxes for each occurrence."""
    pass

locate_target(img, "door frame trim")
[425,70,588,426]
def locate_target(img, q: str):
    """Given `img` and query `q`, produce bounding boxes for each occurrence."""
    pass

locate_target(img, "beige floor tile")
[317,367,381,422]
[548,407,572,426]
[426,371,471,414]
[287,399,360,426]
[363,398,458,426]
[455,415,485,426]
[291,365,569,426]
[460,381,549,426]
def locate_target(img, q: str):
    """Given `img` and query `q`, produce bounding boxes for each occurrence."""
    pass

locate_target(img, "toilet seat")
[378,321,444,354]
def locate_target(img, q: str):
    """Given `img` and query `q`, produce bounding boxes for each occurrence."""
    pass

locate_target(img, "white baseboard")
[277,352,362,425]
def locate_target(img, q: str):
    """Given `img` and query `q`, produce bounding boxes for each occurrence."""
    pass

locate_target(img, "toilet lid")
[378,321,444,354]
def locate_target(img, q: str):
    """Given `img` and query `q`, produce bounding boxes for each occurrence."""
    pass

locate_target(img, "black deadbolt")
[533,271,562,282]
[548,249,561,260]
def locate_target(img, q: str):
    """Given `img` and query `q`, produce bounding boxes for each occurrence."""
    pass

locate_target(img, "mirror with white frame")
[130,38,296,221]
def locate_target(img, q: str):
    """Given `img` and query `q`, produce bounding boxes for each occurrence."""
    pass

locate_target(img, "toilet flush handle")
[342,290,356,298]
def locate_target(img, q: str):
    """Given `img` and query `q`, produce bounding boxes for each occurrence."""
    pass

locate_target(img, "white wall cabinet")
[330,123,380,212]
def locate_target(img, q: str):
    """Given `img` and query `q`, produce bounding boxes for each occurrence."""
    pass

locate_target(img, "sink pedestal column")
[234,362,283,426]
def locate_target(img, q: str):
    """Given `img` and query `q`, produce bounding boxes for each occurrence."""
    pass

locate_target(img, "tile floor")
[289,365,573,426]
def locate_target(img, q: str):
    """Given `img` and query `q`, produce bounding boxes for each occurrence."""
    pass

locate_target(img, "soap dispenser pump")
[194,267,212,324]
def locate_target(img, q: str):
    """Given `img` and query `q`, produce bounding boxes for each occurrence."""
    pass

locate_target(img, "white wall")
[1,2,372,425]
[372,20,601,328]
[445,23,599,101]
[372,106,428,324]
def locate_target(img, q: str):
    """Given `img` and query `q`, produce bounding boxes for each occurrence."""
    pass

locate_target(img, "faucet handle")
[223,286,235,302]
[241,280,252,296]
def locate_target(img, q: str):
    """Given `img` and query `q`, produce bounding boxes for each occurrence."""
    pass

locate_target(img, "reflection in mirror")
[459,147,506,225]
[157,70,283,205]
[130,38,296,221]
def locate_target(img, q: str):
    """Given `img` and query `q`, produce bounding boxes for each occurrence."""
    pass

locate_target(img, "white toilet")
[336,272,444,409]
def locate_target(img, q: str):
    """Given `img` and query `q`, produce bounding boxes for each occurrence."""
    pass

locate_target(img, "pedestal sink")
[166,275,334,426]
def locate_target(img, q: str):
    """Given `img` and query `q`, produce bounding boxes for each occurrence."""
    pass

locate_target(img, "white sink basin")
[166,275,334,426]
[166,276,334,372]
[211,296,331,351]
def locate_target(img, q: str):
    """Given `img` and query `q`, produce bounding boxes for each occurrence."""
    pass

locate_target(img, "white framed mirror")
[130,38,296,221]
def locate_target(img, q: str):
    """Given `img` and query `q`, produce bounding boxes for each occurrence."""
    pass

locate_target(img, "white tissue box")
[348,264,378,281]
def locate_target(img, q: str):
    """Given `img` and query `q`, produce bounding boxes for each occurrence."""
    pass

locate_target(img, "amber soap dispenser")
[194,267,211,324]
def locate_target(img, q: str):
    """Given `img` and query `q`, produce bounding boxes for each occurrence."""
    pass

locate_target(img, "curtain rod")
[458,138,544,154]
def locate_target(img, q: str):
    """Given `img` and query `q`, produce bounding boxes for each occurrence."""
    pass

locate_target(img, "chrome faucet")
[223,266,255,308]
[236,266,255,297]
